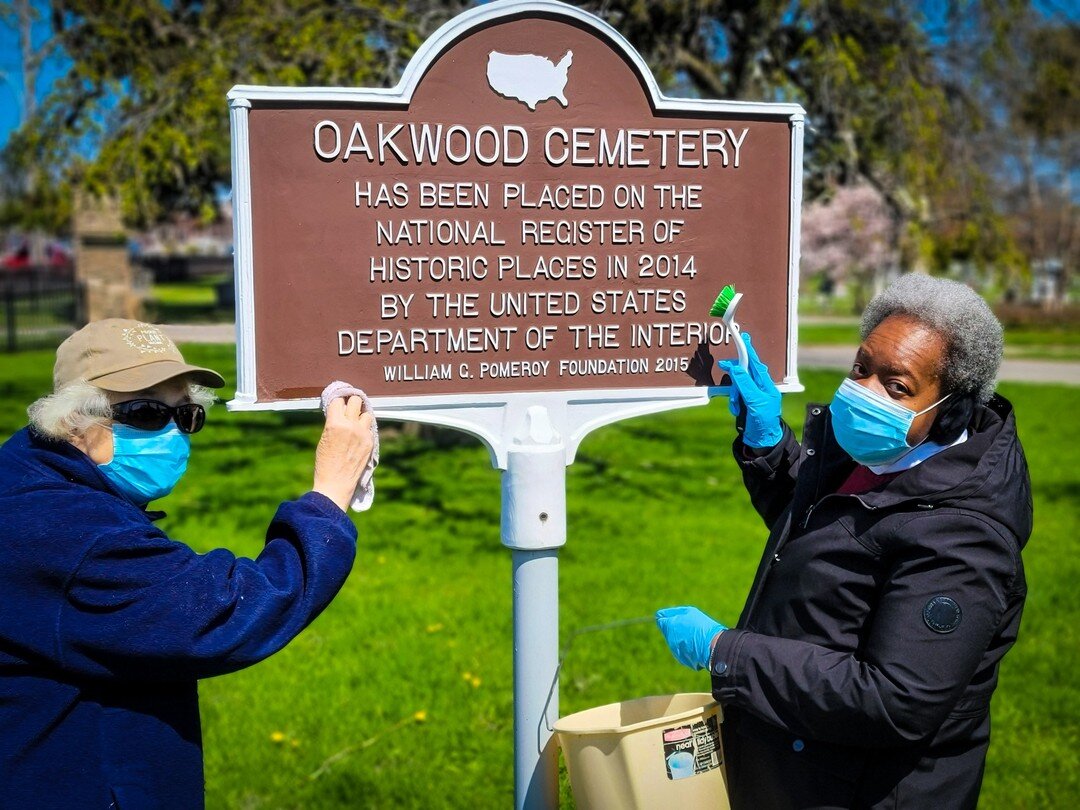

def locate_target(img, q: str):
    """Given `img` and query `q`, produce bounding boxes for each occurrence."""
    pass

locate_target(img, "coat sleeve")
[57,492,358,681]
[732,422,802,531]
[710,511,1020,747]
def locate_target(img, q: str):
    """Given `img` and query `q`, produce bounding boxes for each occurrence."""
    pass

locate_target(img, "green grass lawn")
[146,275,233,323]
[1,345,1077,808]
[799,321,862,345]
[799,320,1080,361]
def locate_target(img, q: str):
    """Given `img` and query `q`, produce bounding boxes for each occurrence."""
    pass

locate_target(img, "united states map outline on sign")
[486,50,573,110]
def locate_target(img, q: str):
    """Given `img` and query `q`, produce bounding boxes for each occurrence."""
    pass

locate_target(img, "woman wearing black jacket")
[657,274,1032,809]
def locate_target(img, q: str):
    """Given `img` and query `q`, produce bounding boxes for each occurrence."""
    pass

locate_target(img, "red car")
[1,241,73,271]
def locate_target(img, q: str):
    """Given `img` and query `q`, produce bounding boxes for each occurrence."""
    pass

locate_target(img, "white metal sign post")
[227,1,804,806]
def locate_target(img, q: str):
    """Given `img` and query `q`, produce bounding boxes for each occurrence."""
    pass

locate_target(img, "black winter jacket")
[710,394,1032,809]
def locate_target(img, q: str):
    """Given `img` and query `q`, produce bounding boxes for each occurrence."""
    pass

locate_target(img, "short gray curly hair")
[861,274,1003,403]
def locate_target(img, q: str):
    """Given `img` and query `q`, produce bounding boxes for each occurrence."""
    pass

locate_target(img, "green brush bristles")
[710,284,736,317]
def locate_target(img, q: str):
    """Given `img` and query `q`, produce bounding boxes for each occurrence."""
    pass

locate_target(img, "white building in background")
[1031,259,1067,304]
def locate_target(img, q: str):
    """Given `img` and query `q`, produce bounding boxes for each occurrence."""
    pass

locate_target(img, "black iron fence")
[1,268,85,352]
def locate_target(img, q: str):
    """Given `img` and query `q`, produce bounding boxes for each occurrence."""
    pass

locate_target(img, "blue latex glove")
[655,606,727,671]
[718,331,783,448]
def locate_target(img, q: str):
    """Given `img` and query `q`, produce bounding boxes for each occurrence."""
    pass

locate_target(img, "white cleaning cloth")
[320,381,379,512]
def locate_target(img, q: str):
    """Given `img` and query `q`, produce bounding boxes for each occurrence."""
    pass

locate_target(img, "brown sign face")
[239,13,799,403]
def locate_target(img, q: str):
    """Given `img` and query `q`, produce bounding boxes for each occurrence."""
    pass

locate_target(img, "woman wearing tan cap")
[0,319,374,809]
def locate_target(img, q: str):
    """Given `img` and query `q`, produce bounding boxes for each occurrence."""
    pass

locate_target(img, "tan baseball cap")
[54,319,226,393]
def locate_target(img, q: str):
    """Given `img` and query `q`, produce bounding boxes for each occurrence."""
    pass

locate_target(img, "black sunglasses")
[111,399,206,434]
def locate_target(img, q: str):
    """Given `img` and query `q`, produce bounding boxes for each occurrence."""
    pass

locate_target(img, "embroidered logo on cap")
[122,324,175,355]
[923,596,962,634]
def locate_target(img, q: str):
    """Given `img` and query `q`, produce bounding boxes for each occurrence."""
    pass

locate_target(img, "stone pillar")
[73,192,144,322]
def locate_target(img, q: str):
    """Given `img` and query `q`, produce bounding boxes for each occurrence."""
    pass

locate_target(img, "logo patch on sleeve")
[923,596,962,634]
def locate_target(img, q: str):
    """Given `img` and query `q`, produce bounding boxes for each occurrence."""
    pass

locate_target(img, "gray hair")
[28,380,217,440]
[860,274,1003,403]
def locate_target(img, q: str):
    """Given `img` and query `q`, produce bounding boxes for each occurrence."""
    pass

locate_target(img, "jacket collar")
[9,427,166,521]
[810,394,1020,514]
[860,396,1010,509]
[867,429,968,475]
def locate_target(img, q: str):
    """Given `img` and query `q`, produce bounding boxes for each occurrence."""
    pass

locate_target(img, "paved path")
[162,324,1080,386]
[162,323,236,344]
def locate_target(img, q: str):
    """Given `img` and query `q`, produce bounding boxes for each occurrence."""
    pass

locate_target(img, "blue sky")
[0,1,66,149]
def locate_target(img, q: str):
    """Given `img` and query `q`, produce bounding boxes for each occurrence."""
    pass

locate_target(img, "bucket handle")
[541,615,655,738]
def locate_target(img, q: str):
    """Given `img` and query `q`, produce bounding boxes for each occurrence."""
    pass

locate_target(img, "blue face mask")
[829,377,949,466]
[98,423,191,505]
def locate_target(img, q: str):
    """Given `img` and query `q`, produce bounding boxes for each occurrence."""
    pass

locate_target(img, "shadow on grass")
[145,301,234,324]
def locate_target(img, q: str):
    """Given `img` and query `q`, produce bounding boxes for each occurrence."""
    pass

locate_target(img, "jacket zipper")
[743,408,844,620]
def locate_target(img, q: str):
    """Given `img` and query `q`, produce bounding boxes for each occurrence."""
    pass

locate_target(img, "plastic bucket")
[554,693,729,809]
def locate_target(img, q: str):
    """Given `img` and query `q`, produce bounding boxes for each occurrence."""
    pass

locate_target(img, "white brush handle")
[721,292,749,370]
[729,321,750,370]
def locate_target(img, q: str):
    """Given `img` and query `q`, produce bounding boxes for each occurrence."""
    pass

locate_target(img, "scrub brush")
[709,284,749,370]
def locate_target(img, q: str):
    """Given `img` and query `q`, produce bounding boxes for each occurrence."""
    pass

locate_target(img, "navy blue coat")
[0,427,358,809]
[711,395,1031,809]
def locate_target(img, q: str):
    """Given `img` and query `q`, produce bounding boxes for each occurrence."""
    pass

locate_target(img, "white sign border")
[227,0,806,469]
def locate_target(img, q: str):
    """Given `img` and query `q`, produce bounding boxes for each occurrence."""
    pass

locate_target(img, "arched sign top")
[226,0,805,469]
[228,0,805,120]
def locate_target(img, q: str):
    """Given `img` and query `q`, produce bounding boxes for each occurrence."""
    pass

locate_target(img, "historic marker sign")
[227,0,804,414]
[228,4,804,807]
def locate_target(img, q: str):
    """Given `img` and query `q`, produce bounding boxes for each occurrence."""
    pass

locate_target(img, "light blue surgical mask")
[829,378,949,466]
[98,423,191,505]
